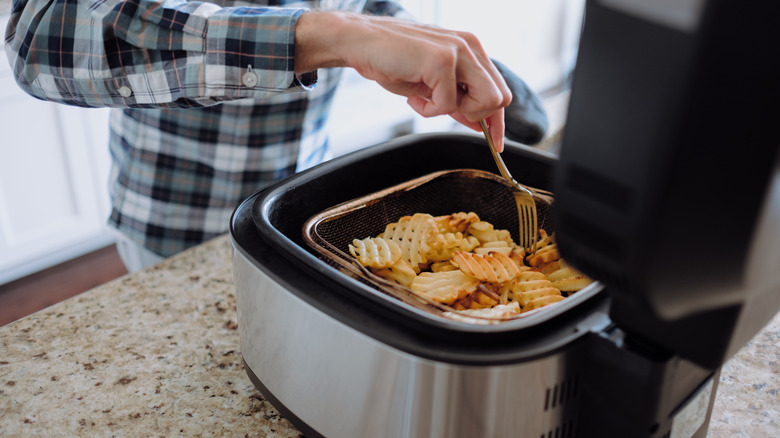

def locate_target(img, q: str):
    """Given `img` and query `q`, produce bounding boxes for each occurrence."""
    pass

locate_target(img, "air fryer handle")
[491,58,549,145]
[577,327,719,437]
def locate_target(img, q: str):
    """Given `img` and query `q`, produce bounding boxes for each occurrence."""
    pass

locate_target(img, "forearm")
[292,0,412,73]
[293,11,356,75]
[4,0,313,108]
[293,10,512,149]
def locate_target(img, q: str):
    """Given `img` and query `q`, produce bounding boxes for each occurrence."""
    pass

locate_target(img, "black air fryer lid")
[552,0,780,369]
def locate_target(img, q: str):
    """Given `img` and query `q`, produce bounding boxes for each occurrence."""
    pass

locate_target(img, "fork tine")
[520,205,529,245]
[514,194,535,253]
[521,197,536,254]
[527,203,538,254]
[523,202,535,253]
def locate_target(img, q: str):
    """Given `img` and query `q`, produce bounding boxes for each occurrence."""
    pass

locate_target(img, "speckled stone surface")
[0,236,300,437]
[710,313,780,437]
[0,235,777,437]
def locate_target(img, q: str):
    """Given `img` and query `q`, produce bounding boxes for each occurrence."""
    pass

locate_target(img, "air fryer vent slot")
[544,375,579,411]
[540,419,575,438]
[534,369,581,438]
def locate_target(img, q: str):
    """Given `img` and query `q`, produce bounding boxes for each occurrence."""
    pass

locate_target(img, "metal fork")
[479,119,539,254]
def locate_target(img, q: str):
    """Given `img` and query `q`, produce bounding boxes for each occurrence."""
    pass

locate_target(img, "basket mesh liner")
[303,169,555,322]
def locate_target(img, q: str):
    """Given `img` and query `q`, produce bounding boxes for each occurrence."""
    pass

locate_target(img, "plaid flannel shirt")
[5,0,407,257]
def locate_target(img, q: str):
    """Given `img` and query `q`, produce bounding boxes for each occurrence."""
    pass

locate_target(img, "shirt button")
[118,86,132,97]
[242,71,258,88]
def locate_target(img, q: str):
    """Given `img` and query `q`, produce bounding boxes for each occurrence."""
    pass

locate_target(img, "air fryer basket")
[303,168,587,323]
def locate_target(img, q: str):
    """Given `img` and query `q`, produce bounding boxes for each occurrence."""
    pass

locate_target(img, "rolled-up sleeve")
[4,0,315,108]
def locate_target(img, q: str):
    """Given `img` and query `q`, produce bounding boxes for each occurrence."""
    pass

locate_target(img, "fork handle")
[479,119,515,182]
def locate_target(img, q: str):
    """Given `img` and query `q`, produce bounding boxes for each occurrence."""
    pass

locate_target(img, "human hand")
[295,11,512,151]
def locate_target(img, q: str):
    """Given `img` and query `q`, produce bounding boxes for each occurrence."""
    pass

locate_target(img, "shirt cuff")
[203,7,316,96]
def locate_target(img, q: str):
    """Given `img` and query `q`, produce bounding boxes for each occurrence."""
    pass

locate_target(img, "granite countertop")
[0,235,778,437]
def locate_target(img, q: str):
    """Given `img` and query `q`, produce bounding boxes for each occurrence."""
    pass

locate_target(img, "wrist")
[294,10,365,75]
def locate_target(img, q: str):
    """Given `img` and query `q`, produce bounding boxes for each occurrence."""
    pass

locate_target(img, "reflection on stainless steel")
[235,251,580,438]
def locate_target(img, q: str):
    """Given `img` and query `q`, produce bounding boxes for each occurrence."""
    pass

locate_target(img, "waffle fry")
[552,276,594,292]
[474,242,513,257]
[373,259,417,288]
[526,244,560,267]
[526,229,593,294]
[463,302,521,317]
[427,232,480,262]
[542,261,593,292]
[452,288,499,310]
[348,212,593,320]
[410,270,480,304]
[434,212,480,234]
[525,295,566,311]
[381,213,438,272]
[348,237,402,269]
[535,229,555,249]
[452,251,522,284]
[430,261,458,273]
[467,221,514,246]
[510,271,562,308]
[509,248,526,267]
[538,259,563,275]
[515,287,562,306]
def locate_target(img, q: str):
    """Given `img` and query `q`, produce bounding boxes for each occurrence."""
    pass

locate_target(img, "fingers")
[449,110,506,152]
[413,60,459,118]
[328,12,511,141]
[486,110,506,153]
[448,31,512,121]
[416,31,510,122]
[397,28,511,142]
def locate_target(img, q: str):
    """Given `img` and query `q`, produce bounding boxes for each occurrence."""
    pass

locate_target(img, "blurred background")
[327,0,585,156]
[0,0,585,321]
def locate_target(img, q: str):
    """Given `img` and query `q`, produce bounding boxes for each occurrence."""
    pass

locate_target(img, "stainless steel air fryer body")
[234,251,589,438]
[230,133,720,438]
